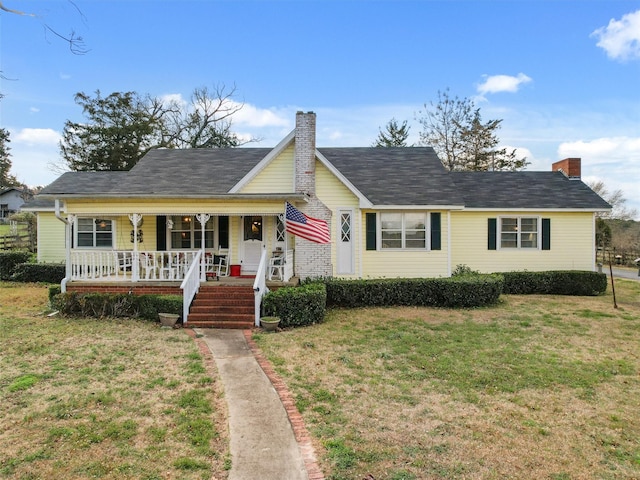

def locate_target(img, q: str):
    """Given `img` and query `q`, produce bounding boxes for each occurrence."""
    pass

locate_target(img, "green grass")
[255,279,640,480]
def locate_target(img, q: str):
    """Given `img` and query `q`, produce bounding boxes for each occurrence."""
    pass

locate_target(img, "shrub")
[11,263,66,283]
[325,275,503,309]
[51,292,183,321]
[0,251,31,280]
[262,282,327,328]
[500,270,607,296]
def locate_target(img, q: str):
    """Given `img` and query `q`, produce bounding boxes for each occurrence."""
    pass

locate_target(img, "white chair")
[215,252,229,277]
[268,255,284,281]
[140,253,157,280]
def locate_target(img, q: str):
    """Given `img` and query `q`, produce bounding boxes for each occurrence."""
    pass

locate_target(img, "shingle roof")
[318,147,465,206]
[450,171,611,209]
[38,147,611,211]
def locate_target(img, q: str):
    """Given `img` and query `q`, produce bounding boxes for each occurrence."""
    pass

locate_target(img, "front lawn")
[255,279,640,480]
[0,282,229,480]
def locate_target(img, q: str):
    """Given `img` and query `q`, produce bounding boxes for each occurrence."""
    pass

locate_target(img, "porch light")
[95,219,108,228]
[183,216,191,223]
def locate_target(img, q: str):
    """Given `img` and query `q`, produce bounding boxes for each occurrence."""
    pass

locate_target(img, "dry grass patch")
[0,282,229,480]
[255,280,640,480]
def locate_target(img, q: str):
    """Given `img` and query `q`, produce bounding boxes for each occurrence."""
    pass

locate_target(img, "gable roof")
[451,171,611,210]
[38,146,610,212]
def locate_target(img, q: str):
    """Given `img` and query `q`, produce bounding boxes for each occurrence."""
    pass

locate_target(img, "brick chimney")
[294,111,317,195]
[552,158,581,179]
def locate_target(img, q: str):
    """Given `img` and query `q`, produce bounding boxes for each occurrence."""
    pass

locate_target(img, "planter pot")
[158,313,180,328]
[260,316,280,332]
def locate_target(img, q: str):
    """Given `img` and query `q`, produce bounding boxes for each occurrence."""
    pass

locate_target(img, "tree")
[59,85,248,172]
[417,89,528,171]
[372,118,411,147]
[0,128,19,188]
[587,180,638,221]
[0,0,88,54]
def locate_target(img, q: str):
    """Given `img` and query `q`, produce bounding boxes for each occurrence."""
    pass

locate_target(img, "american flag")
[285,202,331,244]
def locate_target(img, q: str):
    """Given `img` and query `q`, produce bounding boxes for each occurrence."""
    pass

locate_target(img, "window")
[499,217,539,249]
[340,212,351,242]
[76,218,113,248]
[170,215,214,249]
[275,215,286,242]
[244,216,262,241]
[380,212,427,249]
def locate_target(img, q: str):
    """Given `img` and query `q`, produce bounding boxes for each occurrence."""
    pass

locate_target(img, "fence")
[0,221,36,251]
[596,248,640,267]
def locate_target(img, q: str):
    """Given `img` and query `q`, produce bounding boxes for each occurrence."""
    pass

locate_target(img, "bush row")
[324,275,504,309]
[499,270,607,296]
[51,291,183,321]
[0,251,32,280]
[12,263,66,283]
[262,283,327,328]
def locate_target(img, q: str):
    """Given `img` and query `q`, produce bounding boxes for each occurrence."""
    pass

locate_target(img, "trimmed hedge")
[11,263,66,283]
[262,283,327,328]
[0,251,31,280]
[500,270,607,296]
[51,292,183,321]
[325,275,504,309]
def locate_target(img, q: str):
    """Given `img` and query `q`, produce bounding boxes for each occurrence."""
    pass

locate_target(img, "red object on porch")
[230,264,241,277]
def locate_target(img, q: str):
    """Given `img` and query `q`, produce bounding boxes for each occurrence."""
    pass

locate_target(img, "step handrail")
[252,247,268,327]
[180,250,203,325]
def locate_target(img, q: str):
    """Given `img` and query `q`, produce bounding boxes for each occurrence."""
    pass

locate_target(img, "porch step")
[186,285,255,329]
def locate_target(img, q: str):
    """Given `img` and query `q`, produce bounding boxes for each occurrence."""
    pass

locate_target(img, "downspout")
[54,199,72,293]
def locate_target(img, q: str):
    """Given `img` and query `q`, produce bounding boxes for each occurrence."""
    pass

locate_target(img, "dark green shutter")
[430,212,441,250]
[218,216,229,249]
[488,218,497,250]
[156,216,166,250]
[542,218,551,250]
[366,213,377,250]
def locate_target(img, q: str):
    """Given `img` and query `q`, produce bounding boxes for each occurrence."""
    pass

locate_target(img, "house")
[31,112,610,325]
[0,187,26,221]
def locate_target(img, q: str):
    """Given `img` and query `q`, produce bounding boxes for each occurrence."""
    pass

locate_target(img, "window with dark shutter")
[488,218,497,250]
[366,213,377,250]
[430,212,441,250]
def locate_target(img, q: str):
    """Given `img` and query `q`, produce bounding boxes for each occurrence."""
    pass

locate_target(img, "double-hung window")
[380,212,428,249]
[170,215,214,249]
[500,217,539,249]
[76,218,113,248]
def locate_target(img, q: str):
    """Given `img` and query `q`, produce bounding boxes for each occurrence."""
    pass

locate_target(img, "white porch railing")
[180,250,202,325]
[253,248,269,327]
[69,250,199,282]
[283,249,294,282]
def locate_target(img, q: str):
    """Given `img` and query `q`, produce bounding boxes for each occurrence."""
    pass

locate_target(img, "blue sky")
[1,0,639,217]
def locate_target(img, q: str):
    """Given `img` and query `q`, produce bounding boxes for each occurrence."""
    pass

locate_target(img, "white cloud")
[591,9,640,61]
[232,103,290,128]
[477,73,532,96]
[59,73,71,80]
[13,128,61,146]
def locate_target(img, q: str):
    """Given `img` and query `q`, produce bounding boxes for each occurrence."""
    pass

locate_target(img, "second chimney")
[552,158,581,179]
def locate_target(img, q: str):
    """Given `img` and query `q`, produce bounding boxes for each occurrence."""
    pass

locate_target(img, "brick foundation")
[67,284,182,296]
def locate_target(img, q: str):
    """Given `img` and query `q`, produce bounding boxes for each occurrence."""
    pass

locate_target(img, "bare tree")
[0,0,88,54]
[588,180,638,220]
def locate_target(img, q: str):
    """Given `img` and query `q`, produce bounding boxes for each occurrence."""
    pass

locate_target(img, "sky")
[1,0,639,218]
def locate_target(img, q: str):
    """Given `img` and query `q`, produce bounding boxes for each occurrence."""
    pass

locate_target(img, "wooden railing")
[69,250,199,282]
[180,250,202,325]
[253,248,269,327]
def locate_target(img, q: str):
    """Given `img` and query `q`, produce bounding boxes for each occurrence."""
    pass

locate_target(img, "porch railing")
[180,250,202,325]
[69,250,199,282]
[253,248,269,327]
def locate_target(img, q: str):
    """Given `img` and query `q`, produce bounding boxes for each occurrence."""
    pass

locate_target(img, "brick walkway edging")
[243,330,326,480]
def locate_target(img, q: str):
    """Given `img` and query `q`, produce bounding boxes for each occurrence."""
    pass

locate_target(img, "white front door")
[241,215,263,272]
[337,209,354,274]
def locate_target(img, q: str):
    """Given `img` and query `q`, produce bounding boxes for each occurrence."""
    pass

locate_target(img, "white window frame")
[498,216,540,250]
[75,217,114,249]
[169,215,215,250]
[379,212,430,250]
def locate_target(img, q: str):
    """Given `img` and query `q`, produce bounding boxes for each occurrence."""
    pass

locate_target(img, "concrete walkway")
[195,329,316,480]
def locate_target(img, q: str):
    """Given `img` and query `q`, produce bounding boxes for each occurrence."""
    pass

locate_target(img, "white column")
[196,214,210,281]
[129,214,142,282]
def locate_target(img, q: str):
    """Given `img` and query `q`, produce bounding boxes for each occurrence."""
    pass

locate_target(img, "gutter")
[54,199,71,293]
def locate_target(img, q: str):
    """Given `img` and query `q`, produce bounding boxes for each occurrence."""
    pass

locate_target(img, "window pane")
[96,220,112,232]
[276,217,286,242]
[404,213,426,230]
[501,232,517,248]
[381,213,402,230]
[78,218,93,232]
[520,218,538,232]
[381,231,401,249]
[501,218,518,232]
[96,234,112,247]
[341,213,351,242]
[405,230,426,249]
[77,233,93,247]
[521,233,538,248]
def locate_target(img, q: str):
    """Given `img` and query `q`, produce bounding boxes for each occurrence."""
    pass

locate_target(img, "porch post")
[129,214,142,282]
[196,214,210,282]
[65,214,76,290]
